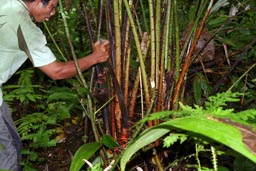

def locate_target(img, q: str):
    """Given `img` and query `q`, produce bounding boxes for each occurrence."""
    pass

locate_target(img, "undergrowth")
[123,90,256,171]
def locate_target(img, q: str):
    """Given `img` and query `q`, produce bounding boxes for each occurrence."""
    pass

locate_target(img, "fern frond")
[205,91,242,111]
[137,111,174,124]
[210,146,218,171]
[163,133,188,148]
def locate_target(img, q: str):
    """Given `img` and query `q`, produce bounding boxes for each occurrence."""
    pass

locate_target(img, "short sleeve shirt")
[0,0,56,105]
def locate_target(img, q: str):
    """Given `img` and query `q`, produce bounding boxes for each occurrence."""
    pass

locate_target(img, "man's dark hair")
[22,0,51,6]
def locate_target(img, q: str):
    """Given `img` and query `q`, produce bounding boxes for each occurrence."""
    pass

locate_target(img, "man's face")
[32,0,58,22]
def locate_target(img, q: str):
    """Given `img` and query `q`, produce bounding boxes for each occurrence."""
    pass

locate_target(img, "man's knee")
[0,129,20,171]
[0,113,21,171]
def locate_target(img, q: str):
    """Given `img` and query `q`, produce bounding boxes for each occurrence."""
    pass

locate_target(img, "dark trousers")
[0,102,22,171]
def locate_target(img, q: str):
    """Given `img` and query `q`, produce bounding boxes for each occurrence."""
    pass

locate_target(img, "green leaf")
[193,75,202,104]
[70,142,103,171]
[163,133,188,148]
[102,135,119,149]
[47,92,78,102]
[88,162,103,171]
[233,155,256,171]
[27,94,36,102]
[218,166,229,171]
[120,116,256,171]
[216,36,236,47]
[210,0,229,14]
[120,128,170,171]
[208,14,228,26]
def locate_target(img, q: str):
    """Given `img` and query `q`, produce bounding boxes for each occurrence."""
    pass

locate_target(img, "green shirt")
[0,0,56,105]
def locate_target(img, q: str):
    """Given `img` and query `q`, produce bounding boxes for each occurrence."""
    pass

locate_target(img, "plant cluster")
[2,0,256,170]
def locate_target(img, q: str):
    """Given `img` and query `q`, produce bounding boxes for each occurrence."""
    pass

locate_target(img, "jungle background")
[2,0,256,170]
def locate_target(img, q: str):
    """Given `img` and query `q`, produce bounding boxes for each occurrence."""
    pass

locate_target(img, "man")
[0,0,110,170]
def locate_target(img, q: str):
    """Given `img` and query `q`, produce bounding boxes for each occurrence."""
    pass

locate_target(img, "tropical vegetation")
[2,0,256,170]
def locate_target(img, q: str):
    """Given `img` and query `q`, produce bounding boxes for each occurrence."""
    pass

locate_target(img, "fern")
[15,113,56,134]
[178,91,256,126]
[205,91,242,111]
[15,112,57,149]
[210,146,218,171]
[137,111,174,124]
[22,149,38,162]
[138,91,256,131]
[163,133,188,148]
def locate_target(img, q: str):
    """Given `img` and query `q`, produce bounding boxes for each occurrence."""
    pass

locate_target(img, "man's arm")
[39,40,110,80]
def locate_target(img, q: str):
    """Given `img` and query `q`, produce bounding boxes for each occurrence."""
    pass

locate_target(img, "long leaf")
[120,116,256,171]
[70,142,103,171]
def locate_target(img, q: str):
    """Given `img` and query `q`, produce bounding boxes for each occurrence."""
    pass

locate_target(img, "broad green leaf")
[70,142,103,171]
[120,128,170,171]
[120,116,256,171]
[102,135,119,149]
[193,75,202,104]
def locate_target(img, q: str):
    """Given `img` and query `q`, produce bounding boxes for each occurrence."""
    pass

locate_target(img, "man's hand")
[91,40,110,63]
